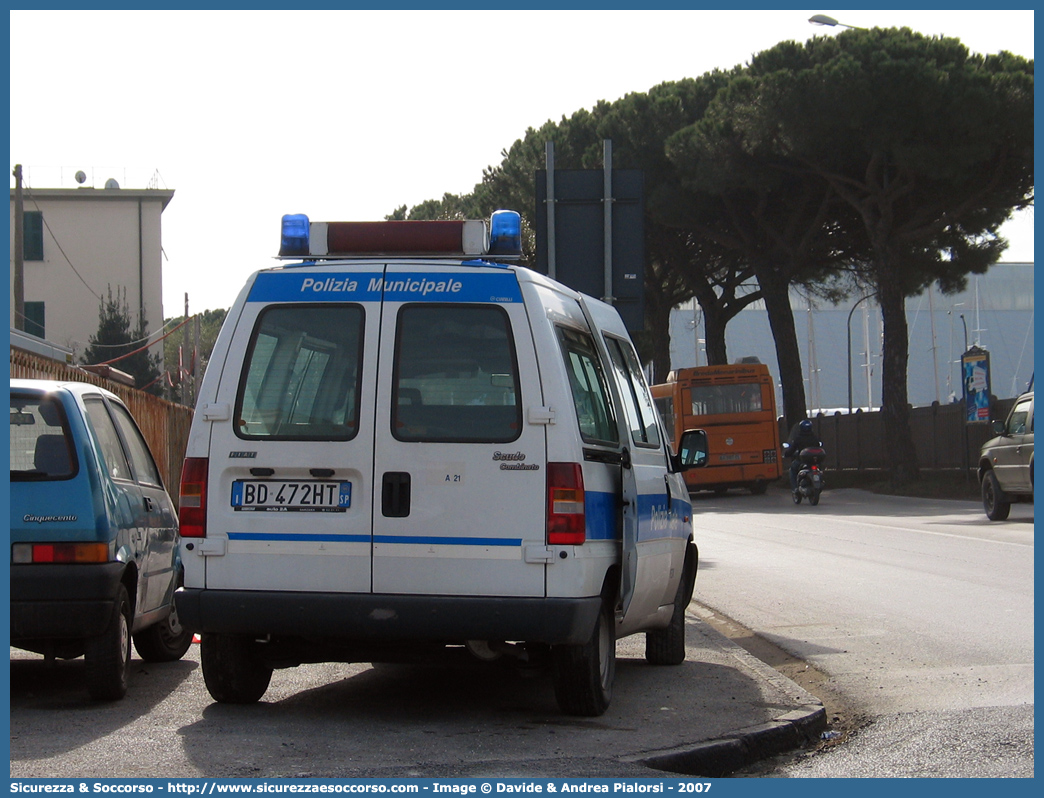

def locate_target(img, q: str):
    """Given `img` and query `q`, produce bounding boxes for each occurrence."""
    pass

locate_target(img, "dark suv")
[10,379,192,699]
[978,391,1034,521]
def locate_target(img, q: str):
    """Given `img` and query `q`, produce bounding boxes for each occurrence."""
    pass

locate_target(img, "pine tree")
[83,286,163,395]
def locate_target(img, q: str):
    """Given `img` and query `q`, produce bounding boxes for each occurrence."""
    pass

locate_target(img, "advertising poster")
[961,347,991,423]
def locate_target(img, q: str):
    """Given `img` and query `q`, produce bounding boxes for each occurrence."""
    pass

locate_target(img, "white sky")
[9,8,1036,319]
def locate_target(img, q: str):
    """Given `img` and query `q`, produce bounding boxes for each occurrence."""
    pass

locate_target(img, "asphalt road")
[689,486,1035,777]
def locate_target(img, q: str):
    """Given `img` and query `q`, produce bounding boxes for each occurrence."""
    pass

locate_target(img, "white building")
[10,174,174,361]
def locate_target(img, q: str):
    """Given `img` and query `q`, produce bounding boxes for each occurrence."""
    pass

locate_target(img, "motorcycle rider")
[785,419,822,497]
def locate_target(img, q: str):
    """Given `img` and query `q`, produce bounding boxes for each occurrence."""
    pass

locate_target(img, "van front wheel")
[201,633,273,704]
[552,599,615,717]
[646,552,695,666]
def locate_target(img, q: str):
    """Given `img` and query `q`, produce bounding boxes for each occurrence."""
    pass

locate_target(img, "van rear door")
[202,268,379,593]
[370,264,547,598]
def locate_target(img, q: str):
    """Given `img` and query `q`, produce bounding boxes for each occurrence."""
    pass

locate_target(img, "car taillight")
[12,542,110,564]
[179,457,208,538]
[547,462,585,545]
[763,449,778,464]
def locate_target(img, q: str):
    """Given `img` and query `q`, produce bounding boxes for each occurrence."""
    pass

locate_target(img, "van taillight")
[179,457,208,538]
[547,462,585,545]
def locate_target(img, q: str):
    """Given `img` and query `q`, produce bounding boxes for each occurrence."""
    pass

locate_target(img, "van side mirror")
[676,429,708,470]
[992,420,1007,436]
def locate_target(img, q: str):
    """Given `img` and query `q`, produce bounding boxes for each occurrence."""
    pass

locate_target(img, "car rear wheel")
[552,596,615,716]
[133,603,193,662]
[201,633,273,704]
[982,470,1011,521]
[85,584,132,701]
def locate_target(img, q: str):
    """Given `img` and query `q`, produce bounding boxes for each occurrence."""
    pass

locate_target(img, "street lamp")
[809,14,864,29]
[847,294,874,413]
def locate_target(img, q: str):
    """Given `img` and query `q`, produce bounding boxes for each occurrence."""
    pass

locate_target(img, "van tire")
[552,597,615,716]
[201,633,273,704]
[133,604,193,662]
[85,585,132,701]
[982,470,1011,521]
[646,547,696,666]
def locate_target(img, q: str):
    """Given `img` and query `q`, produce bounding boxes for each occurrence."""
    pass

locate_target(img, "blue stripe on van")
[585,490,618,541]
[226,533,522,546]
[636,493,692,542]
[247,271,522,303]
[382,273,522,303]
[584,491,693,543]
[248,272,383,302]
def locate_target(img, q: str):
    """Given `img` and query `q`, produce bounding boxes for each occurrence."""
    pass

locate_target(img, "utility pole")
[182,293,190,406]
[192,311,200,406]
[13,164,24,331]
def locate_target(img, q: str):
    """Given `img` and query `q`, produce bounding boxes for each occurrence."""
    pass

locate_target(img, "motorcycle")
[784,444,827,506]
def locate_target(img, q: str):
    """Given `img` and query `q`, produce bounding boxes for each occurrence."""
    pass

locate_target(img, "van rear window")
[392,305,521,443]
[236,305,364,440]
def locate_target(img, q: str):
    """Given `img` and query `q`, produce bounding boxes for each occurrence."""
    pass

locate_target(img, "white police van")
[175,210,707,716]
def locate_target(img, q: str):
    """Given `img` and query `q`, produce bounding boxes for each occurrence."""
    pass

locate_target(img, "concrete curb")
[622,610,828,776]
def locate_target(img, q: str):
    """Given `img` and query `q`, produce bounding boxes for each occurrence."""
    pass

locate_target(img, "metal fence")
[797,398,1016,473]
[10,348,194,503]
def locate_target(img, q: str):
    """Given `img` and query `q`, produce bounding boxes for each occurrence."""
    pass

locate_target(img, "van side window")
[556,326,618,446]
[605,336,661,449]
[393,305,521,443]
[236,304,364,440]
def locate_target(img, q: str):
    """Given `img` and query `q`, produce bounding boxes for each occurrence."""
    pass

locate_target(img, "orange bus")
[652,363,782,494]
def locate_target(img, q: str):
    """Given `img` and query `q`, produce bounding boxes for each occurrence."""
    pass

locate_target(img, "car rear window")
[10,393,77,481]
[235,304,365,440]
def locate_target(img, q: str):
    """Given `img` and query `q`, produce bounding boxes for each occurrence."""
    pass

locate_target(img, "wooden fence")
[10,348,194,502]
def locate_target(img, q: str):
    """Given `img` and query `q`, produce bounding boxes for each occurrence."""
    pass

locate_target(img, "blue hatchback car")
[10,379,192,700]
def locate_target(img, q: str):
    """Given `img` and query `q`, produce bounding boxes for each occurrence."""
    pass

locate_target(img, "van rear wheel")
[552,598,615,716]
[201,633,273,704]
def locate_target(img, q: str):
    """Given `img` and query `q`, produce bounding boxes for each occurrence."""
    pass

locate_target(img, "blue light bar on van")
[280,214,311,257]
[277,210,523,260]
[488,210,522,258]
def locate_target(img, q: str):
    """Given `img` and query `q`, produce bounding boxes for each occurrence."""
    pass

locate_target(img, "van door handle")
[382,472,411,518]
[143,496,155,513]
